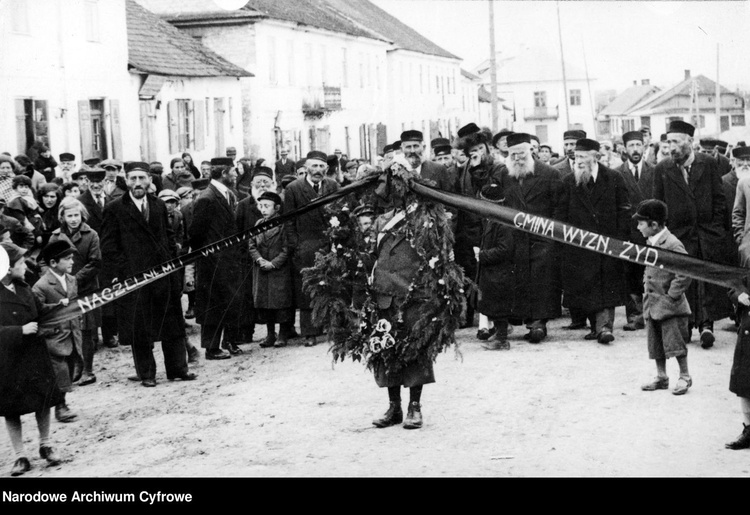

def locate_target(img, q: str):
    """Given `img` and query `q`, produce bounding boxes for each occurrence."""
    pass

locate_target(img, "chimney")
[633,80,637,86]
[684,69,691,80]
[641,79,650,86]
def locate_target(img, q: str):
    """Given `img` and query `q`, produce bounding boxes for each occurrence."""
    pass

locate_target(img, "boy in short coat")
[635,199,693,395]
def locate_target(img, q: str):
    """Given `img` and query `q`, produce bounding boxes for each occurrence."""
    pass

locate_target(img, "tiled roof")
[127,0,253,77]
[321,0,459,59]
[142,0,458,60]
[598,85,660,117]
[461,69,481,81]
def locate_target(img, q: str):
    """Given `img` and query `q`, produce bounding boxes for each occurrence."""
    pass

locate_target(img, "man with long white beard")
[481,132,563,348]
[653,120,732,349]
[729,147,750,266]
[555,138,631,344]
[554,130,587,177]
[617,131,655,331]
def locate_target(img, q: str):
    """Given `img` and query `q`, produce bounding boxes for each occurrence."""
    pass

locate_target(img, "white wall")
[0,0,137,162]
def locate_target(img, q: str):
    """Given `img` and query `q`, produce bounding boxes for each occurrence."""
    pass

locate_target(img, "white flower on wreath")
[375,319,392,333]
[382,332,396,349]
[369,336,383,353]
[438,279,445,285]
[330,216,340,227]
[428,256,439,269]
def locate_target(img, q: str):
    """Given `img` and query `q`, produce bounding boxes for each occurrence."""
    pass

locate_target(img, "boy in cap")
[32,240,84,421]
[635,199,693,395]
[249,191,293,347]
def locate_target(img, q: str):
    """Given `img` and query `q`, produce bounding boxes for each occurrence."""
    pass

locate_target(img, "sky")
[370,0,750,94]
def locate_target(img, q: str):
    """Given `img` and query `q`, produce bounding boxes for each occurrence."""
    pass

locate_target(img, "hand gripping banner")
[411,181,750,291]
[37,175,380,326]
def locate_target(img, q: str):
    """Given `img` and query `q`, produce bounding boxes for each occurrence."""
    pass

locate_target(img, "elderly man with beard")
[284,151,340,346]
[233,166,278,345]
[554,130,587,177]
[617,131,655,331]
[431,137,459,190]
[100,162,195,386]
[653,120,732,349]
[730,147,750,266]
[454,123,504,329]
[58,153,76,182]
[188,158,244,359]
[483,132,563,347]
[555,138,631,344]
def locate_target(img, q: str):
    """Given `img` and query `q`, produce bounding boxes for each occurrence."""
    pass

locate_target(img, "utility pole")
[489,0,499,132]
[556,1,570,129]
[715,43,721,136]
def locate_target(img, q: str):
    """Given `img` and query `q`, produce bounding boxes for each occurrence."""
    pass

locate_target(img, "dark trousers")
[200,324,240,350]
[591,307,615,334]
[131,336,189,381]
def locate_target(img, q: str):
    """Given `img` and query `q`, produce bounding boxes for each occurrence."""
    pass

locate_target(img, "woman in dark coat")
[1,242,64,476]
[47,197,101,385]
[182,152,200,179]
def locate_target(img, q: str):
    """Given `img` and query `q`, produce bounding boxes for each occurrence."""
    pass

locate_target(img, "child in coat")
[249,191,294,348]
[1,242,64,476]
[32,240,83,423]
[634,200,693,396]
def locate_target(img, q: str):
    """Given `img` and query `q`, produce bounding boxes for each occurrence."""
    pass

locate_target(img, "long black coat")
[476,217,514,320]
[653,152,732,321]
[100,193,186,342]
[495,161,563,319]
[235,195,263,315]
[722,170,740,265]
[617,160,655,244]
[283,177,340,310]
[730,282,750,398]
[78,189,111,235]
[0,279,63,416]
[555,165,631,313]
[187,184,242,327]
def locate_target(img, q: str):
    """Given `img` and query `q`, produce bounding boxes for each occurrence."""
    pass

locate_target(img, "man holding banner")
[100,162,195,387]
[555,138,631,344]
[653,120,732,348]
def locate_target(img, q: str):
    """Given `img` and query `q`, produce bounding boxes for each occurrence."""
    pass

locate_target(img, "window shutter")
[194,99,205,152]
[109,99,123,159]
[167,100,179,154]
[78,100,94,160]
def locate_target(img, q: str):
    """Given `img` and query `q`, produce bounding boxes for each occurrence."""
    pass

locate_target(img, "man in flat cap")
[398,130,455,193]
[431,137,459,190]
[553,129,587,177]
[617,130,655,331]
[100,162,195,386]
[653,120,732,348]
[284,150,340,346]
[58,153,77,182]
[491,129,513,165]
[487,132,563,346]
[555,138,631,344]
[188,157,244,359]
[275,147,295,186]
[538,144,553,165]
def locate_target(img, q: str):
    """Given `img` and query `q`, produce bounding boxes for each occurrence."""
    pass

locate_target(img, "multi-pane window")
[534,91,547,107]
[570,89,581,106]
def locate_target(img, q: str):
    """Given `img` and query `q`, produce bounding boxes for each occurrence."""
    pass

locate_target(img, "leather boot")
[725,423,750,450]
[372,402,403,428]
[403,401,423,429]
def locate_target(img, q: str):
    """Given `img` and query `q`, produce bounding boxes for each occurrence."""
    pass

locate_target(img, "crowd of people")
[2,118,750,476]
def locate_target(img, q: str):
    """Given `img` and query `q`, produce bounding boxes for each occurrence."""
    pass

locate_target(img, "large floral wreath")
[302,163,473,375]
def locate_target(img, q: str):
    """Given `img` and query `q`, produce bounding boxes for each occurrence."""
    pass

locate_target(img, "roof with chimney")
[127,0,253,77]
[628,73,737,115]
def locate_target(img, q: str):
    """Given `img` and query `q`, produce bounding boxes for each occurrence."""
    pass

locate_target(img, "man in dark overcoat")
[188,158,243,359]
[617,130,655,331]
[283,151,340,346]
[555,139,631,344]
[553,129,587,178]
[453,123,503,328]
[494,132,563,343]
[274,148,295,186]
[100,162,195,386]
[653,120,732,348]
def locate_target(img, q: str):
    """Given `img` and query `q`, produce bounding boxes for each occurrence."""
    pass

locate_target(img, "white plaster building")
[473,45,597,147]
[137,0,464,162]
[0,0,135,164]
